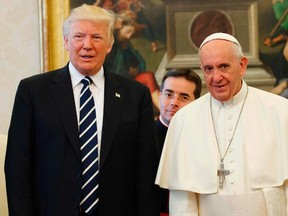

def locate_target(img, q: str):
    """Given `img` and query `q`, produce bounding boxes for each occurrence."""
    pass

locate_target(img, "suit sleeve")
[5,80,35,216]
[136,86,160,216]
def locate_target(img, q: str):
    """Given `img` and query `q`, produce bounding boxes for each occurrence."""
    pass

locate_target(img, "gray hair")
[62,4,115,45]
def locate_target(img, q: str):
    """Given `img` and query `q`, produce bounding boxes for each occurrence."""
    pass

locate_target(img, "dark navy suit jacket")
[5,64,159,216]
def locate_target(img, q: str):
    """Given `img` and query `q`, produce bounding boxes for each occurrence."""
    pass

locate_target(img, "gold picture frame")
[40,0,70,72]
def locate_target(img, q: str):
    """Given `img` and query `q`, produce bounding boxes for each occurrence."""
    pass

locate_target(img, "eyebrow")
[179,93,190,97]
[164,89,173,93]
[164,89,191,97]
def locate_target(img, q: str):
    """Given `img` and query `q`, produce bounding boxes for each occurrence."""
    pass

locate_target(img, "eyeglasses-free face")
[159,77,196,126]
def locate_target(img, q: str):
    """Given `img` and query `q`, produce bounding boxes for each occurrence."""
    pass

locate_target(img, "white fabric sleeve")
[169,190,198,216]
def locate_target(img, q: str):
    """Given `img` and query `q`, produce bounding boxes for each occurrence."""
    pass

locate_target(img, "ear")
[239,57,248,77]
[199,64,203,72]
[63,36,69,51]
[106,38,114,54]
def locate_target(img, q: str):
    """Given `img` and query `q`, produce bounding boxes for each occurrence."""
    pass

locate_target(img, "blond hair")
[63,4,115,45]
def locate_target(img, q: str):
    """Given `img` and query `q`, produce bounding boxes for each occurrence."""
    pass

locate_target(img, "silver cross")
[217,161,230,189]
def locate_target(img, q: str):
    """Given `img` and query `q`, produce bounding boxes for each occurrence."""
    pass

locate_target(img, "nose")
[169,96,181,106]
[212,68,222,82]
[83,38,92,50]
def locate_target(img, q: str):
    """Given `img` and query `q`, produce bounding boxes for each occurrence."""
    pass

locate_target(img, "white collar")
[69,62,104,90]
[159,115,169,128]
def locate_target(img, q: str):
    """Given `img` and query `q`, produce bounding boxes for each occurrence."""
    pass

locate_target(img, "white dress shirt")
[69,62,104,154]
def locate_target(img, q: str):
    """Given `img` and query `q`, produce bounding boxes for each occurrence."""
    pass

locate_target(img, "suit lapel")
[50,66,81,160]
[100,71,123,168]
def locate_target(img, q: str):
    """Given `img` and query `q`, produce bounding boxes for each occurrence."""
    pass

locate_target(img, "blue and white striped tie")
[79,76,99,214]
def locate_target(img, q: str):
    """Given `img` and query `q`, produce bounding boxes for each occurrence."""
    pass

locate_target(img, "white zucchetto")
[199,32,242,50]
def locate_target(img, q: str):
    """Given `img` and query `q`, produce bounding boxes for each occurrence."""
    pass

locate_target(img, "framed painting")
[40,0,280,91]
[40,0,166,77]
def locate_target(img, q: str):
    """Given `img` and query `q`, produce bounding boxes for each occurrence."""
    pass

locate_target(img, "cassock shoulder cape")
[155,86,288,193]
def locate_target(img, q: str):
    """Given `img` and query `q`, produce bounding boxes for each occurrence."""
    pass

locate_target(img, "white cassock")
[155,81,288,216]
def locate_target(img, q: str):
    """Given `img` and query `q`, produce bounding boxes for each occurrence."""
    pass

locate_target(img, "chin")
[212,93,228,101]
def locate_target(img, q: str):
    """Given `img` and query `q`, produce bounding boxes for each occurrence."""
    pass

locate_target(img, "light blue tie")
[79,76,99,214]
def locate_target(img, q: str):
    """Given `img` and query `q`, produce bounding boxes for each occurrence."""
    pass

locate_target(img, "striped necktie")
[79,76,99,214]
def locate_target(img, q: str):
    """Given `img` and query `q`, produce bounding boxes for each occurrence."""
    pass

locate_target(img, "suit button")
[73,202,79,209]
[76,173,81,179]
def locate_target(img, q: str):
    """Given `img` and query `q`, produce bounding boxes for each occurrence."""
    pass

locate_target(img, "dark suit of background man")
[5,4,159,216]
[155,68,202,215]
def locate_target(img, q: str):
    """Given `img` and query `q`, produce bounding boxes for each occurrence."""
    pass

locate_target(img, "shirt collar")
[69,62,104,90]
[159,115,169,128]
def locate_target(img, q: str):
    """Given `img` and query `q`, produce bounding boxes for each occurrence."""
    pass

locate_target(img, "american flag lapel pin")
[115,92,121,98]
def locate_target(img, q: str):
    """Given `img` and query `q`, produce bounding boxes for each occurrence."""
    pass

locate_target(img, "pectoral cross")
[217,160,230,189]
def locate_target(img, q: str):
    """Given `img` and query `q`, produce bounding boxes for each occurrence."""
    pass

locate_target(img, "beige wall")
[0,1,41,213]
[0,134,8,215]
[0,0,41,135]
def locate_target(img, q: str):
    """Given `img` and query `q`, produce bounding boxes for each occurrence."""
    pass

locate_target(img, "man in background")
[156,68,202,215]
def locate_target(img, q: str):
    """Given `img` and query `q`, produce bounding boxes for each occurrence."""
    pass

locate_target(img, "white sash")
[198,190,267,216]
[197,186,287,216]
[262,186,287,216]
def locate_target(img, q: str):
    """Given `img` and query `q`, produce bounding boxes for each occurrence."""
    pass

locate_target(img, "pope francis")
[155,33,288,216]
